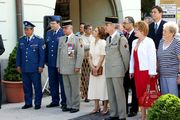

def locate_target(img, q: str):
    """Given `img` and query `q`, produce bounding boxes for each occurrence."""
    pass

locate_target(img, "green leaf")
[3,44,22,81]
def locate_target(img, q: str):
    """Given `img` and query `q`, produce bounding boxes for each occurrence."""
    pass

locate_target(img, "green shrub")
[3,45,21,81]
[147,94,180,120]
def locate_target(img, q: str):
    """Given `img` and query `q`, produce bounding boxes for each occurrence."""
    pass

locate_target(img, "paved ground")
[0,96,141,120]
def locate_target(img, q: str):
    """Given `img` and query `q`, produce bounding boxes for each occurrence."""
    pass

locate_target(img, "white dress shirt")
[129,37,157,75]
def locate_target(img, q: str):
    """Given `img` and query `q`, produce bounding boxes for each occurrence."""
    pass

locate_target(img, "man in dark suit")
[123,16,138,117]
[148,5,166,49]
[0,34,5,109]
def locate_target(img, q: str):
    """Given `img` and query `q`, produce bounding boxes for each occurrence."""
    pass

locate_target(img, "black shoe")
[62,107,71,112]
[34,105,41,110]
[104,117,119,120]
[128,112,137,117]
[22,104,32,109]
[61,105,67,109]
[46,103,59,108]
[84,98,90,102]
[70,108,79,113]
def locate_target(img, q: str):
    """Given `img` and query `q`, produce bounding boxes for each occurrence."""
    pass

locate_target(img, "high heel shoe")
[101,109,109,115]
[90,108,101,114]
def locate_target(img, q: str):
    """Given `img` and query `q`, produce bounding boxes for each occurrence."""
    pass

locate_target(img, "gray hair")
[144,16,153,25]
[163,21,179,35]
[125,16,135,25]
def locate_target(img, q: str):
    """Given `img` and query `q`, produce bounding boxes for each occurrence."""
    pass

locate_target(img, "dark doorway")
[55,0,70,20]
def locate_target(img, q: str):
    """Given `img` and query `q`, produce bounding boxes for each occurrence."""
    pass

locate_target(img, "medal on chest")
[68,43,75,58]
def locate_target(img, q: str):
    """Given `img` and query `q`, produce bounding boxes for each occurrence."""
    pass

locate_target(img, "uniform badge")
[68,43,75,58]
[79,38,83,48]
[124,44,127,48]
[42,44,46,49]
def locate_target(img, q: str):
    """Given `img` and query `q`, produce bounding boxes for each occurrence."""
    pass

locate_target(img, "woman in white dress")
[88,26,108,115]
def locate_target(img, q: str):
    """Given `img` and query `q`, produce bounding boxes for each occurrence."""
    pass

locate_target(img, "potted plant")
[147,94,180,120]
[2,45,24,103]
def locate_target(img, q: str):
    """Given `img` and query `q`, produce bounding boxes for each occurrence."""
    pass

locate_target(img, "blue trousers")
[48,67,66,106]
[160,76,179,97]
[22,72,42,106]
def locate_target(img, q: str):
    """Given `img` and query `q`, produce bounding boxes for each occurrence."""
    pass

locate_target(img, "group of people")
[14,5,180,120]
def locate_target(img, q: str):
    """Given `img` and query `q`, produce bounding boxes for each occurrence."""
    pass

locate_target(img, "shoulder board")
[47,29,53,33]
[19,35,25,39]
[34,35,43,39]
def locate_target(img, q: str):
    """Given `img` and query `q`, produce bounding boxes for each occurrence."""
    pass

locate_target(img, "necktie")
[53,31,56,36]
[27,37,30,44]
[65,37,68,43]
[126,32,130,39]
[109,36,112,43]
[154,23,158,33]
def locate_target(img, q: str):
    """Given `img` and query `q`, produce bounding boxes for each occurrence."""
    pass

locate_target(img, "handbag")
[139,77,161,108]
[91,66,103,76]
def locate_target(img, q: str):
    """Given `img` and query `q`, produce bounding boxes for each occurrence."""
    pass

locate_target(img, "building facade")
[0,0,141,60]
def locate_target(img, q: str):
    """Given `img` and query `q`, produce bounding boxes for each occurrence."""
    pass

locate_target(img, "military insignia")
[68,43,75,58]
[20,43,24,46]
[35,35,42,39]
[79,38,83,48]
[19,35,24,39]
[42,44,46,49]
[25,22,28,25]
[124,44,127,48]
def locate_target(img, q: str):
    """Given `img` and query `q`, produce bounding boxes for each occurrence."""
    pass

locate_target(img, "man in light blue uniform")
[45,16,66,108]
[16,21,45,110]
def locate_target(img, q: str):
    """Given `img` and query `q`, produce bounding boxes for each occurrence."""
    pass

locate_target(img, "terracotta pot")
[2,80,24,103]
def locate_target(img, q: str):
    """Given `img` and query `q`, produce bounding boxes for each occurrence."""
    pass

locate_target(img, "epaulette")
[47,29,53,33]
[19,35,25,39]
[34,35,43,39]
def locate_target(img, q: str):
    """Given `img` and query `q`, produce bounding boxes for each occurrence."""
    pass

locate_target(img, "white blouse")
[129,37,157,75]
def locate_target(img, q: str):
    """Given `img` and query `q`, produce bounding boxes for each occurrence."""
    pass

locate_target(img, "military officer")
[104,17,130,120]
[56,20,84,113]
[16,21,45,110]
[45,16,66,109]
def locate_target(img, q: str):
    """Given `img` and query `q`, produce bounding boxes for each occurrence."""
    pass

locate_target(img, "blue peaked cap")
[23,21,35,28]
[51,16,61,22]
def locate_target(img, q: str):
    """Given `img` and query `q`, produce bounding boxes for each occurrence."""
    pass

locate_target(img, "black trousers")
[123,71,138,113]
